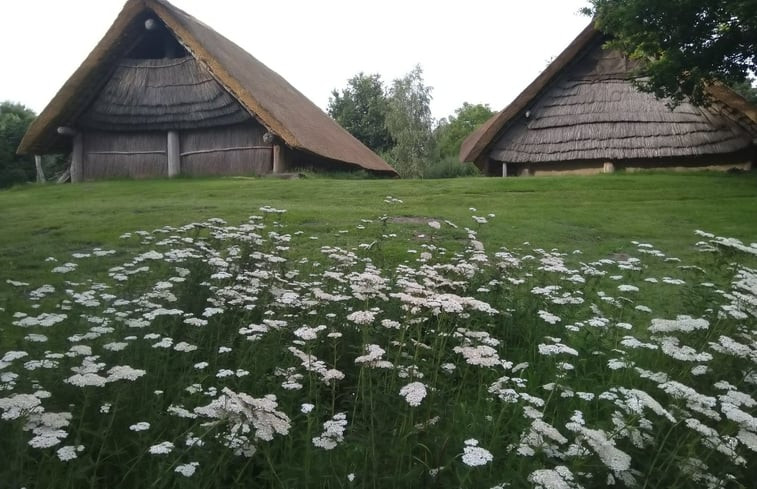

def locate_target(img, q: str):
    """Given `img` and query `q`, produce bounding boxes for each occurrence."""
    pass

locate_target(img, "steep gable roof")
[18,0,397,175]
[460,22,757,166]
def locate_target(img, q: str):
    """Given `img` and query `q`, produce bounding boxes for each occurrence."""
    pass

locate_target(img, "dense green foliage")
[585,0,757,105]
[0,102,36,188]
[422,156,480,179]
[420,103,493,179]
[329,70,491,178]
[0,101,68,188]
[327,73,394,154]
[433,103,494,161]
[384,65,435,178]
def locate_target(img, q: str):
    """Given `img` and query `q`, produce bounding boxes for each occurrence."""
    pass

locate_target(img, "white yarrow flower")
[528,466,577,489]
[175,462,199,477]
[312,412,348,450]
[399,382,427,407]
[56,445,84,462]
[538,310,561,324]
[148,441,174,455]
[461,438,493,467]
[129,422,150,432]
[346,310,376,325]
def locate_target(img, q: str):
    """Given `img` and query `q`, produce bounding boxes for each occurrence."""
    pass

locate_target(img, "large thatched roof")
[18,0,397,175]
[79,57,250,131]
[460,23,757,167]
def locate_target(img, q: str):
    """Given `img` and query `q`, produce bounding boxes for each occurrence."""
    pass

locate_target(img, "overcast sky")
[0,0,591,120]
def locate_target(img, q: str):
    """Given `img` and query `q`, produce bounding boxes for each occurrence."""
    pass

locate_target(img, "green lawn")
[1,171,755,308]
[2,173,756,270]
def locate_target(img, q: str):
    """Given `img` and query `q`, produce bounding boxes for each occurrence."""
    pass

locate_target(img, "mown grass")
[2,172,756,270]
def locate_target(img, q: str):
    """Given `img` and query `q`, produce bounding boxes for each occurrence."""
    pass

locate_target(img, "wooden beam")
[57,126,77,137]
[87,150,166,156]
[179,146,271,157]
[35,155,45,183]
[71,133,83,183]
[167,130,180,177]
[56,168,70,184]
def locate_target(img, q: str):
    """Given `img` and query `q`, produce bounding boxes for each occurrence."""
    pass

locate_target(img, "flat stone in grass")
[388,216,438,225]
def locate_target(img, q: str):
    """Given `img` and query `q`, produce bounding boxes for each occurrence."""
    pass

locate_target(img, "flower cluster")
[0,205,754,489]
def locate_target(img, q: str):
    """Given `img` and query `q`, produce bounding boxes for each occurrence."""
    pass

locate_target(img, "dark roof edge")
[707,83,757,129]
[18,0,148,155]
[459,22,601,164]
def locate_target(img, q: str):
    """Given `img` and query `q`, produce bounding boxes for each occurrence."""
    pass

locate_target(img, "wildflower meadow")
[1,196,756,488]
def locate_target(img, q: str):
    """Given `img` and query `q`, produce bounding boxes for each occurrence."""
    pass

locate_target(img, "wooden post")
[34,155,46,183]
[71,133,83,183]
[603,161,615,174]
[501,162,508,178]
[273,144,285,174]
[167,131,180,177]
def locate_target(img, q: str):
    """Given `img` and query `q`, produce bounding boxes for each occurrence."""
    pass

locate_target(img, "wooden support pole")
[71,133,83,183]
[603,161,615,174]
[167,131,180,177]
[501,162,508,178]
[273,144,285,174]
[35,155,46,183]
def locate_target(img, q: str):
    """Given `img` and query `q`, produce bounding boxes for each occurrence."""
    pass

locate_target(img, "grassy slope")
[1,172,756,283]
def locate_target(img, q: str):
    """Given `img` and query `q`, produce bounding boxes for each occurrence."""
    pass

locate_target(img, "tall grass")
[0,198,755,488]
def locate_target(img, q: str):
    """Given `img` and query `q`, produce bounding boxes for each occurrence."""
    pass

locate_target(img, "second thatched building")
[460,23,757,176]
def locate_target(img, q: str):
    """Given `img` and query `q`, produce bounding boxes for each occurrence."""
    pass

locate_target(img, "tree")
[327,73,393,154]
[584,1,757,105]
[0,102,37,188]
[385,65,434,178]
[433,103,494,160]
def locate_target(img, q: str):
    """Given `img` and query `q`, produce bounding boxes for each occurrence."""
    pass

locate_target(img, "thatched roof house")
[460,23,757,176]
[18,0,397,180]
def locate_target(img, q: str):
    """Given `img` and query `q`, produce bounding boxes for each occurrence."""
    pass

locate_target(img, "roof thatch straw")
[80,57,250,131]
[18,0,397,176]
[461,23,757,168]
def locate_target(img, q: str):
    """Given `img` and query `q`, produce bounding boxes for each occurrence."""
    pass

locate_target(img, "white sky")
[0,0,591,121]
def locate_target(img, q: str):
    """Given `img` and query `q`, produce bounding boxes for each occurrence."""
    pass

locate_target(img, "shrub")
[424,156,480,179]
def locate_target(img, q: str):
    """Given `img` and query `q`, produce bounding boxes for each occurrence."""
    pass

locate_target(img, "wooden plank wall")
[81,121,272,180]
[83,131,167,179]
[180,122,272,176]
